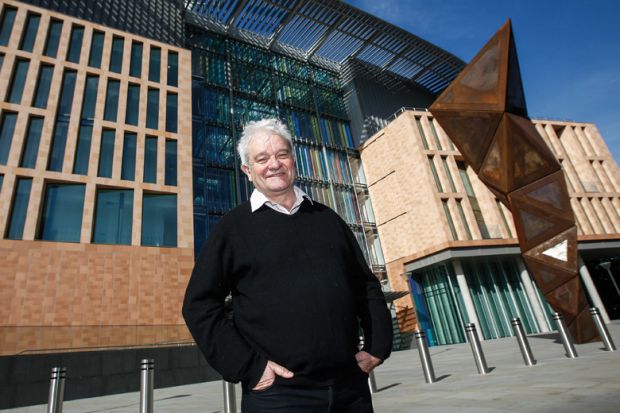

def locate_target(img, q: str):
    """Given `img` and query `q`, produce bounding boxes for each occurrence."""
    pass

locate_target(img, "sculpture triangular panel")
[479,125,509,193]
[523,226,578,274]
[568,307,600,344]
[544,277,587,323]
[509,171,573,221]
[523,257,575,295]
[506,31,528,117]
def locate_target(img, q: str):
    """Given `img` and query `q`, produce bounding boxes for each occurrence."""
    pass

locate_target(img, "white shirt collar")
[250,186,313,215]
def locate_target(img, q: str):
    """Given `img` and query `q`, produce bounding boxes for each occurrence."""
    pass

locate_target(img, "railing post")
[465,323,490,374]
[223,381,237,413]
[511,318,536,366]
[553,313,578,358]
[46,367,66,413]
[367,370,378,393]
[140,359,154,413]
[590,307,617,351]
[414,330,436,383]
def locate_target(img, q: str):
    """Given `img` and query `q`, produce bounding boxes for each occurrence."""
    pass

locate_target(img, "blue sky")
[345,0,620,163]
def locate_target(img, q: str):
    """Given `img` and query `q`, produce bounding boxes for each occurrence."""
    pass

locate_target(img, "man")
[183,118,392,412]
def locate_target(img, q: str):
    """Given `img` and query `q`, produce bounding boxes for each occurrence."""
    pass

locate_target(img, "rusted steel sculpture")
[430,20,598,343]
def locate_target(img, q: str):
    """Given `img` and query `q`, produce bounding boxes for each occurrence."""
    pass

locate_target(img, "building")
[359,109,620,346]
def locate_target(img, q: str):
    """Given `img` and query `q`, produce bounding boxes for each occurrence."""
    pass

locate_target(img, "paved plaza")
[4,322,620,413]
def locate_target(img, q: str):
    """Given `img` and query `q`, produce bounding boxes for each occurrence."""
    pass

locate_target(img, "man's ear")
[241,164,252,181]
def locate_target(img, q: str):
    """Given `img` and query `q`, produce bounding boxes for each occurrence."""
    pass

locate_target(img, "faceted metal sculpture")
[430,20,598,343]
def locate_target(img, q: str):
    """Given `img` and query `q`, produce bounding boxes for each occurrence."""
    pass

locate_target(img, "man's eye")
[277,153,290,159]
[256,158,268,164]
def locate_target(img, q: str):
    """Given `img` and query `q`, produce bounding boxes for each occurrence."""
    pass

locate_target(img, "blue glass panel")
[165,139,177,186]
[98,129,115,178]
[192,123,234,166]
[148,46,161,82]
[0,53,3,69]
[43,19,62,57]
[32,64,54,108]
[92,189,133,244]
[205,167,236,212]
[143,136,157,183]
[121,132,136,180]
[56,70,77,117]
[6,178,32,239]
[19,13,40,52]
[66,25,84,63]
[109,36,124,73]
[0,112,17,165]
[0,7,16,46]
[73,125,92,175]
[38,183,85,242]
[142,193,177,247]
[167,51,178,87]
[165,93,177,132]
[129,41,143,77]
[146,88,159,129]
[7,59,30,104]
[47,121,68,171]
[192,84,230,122]
[20,116,43,168]
[125,84,140,125]
[104,79,120,121]
[0,174,3,192]
[88,31,105,68]
[80,75,99,119]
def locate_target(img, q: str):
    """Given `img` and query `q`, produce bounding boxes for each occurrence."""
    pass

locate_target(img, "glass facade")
[130,41,143,77]
[142,193,177,247]
[66,24,84,63]
[20,116,43,168]
[0,6,16,46]
[43,19,62,57]
[121,132,137,180]
[38,183,86,242]
[19,13,40,52]
[7,58,30,104]
[165,139,177,186]
[92,189,133,245]
[149,46,161,82]
[32,64,54,108]
[6,177,32,239]
[73,75,99,175]
[0,111,17,165]
[109,36,124,73]
[165,92,177,132]
[88,30,105,68]
[143,136,157,183]
[167,51,178,87]
[146,88,159,129]
[48,69,77,171]
[125,83,140,125]
[104,79,120,121]
[98,129,115,178]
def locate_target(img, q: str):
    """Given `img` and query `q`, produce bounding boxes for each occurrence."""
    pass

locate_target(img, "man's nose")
[267,156,281,169]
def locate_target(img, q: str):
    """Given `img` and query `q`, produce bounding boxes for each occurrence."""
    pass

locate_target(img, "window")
[429,118,442,150]
[428,156,443,192]
[496,199,513,238]
[56,70,77,117]
[121,132,136,180]
[165,139,177,186]
[73,126,92,175]
[66,25,84,63]
[457,161,490,239]
[167,51,178,87]
[0,174,3,192]
[7,58,30,104]
[125,83,140,125]
[44,19,63,57]
[0,112,17,165]
[20,116,44,168]
[456,199,472,240]
[6,178,32,239]
[129,41,143,77]
[47,122,68,171]
[32,64,54,108]
[88,30,105,68]
[109,36,124,73]
[0,6,17,46]
[92,189,133,245]
[103,79,120,122]
[142,193,177,247]
[38,183,85,242]
[415,117,429,150]
[148,46,161,82]
[80,75,99,120]
[98,129,115,178]
[0,53,3,69]
[442,200,458,241]
[143,136,157,183]
[146,88,159,129]
[48,70,77,171]
[19,13,40,52]
[166,93,178,132]
[441,156,456,192]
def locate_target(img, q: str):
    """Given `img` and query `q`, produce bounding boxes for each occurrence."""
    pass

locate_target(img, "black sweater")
[182,199,392,388]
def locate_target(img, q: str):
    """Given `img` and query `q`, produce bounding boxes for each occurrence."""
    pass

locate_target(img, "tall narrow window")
[38,183,85,242]
[92,189,133,245]
[109,36,124,73]
[43,19,63,57]
[7,58,30,104]
[20,116,44,168]
[149,46,161,82]
[129,41,143,77]
[142,193,177,247]
[66,25,84,63]
[143,136,157,183]
[48,70,77,171]
[442,200,458,240]
[98,129,115,178]
[32,64,54,108]
[457,161,490,239]
[103,79,120,122]
[0,6,17,46]
[441,156,456,192]
[428,156,443,192]
[19,13,40,52]
[6,177,32,239]
[165,139,177,186]
[73,124,93,175]
[415,117,429,149]
[456,200,473,240]
[496,199,513,238]
[146,88,159,129]
[125,83,140,125]
[0,112,18,165]
[88,30,105,68]
[166,93,177,132]
[121,132,137,180]
[0,174,3,192]
[167,51,178,87]
[429,118,443,150]
[0,53,3,69]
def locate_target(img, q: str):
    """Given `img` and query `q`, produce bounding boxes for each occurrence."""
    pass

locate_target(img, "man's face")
[241,133,296,199]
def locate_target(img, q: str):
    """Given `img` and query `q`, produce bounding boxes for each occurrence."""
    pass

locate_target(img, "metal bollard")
[414,330,436,383]
[465,323,490,374]
[590,307,617,351]
[140,359,154,413]
[368,370,378,393]
[553,313,578,358]
[46,367,66,413]
[511,318,536,366]
[223,381,237,413]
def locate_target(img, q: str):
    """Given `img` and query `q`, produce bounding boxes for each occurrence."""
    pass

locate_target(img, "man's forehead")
[249,134,290,154]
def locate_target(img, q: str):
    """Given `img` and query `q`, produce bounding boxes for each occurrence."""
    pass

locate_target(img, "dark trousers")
[241,373,373,413]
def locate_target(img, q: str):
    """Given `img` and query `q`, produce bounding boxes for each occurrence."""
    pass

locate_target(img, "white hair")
[237,118,294,166]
